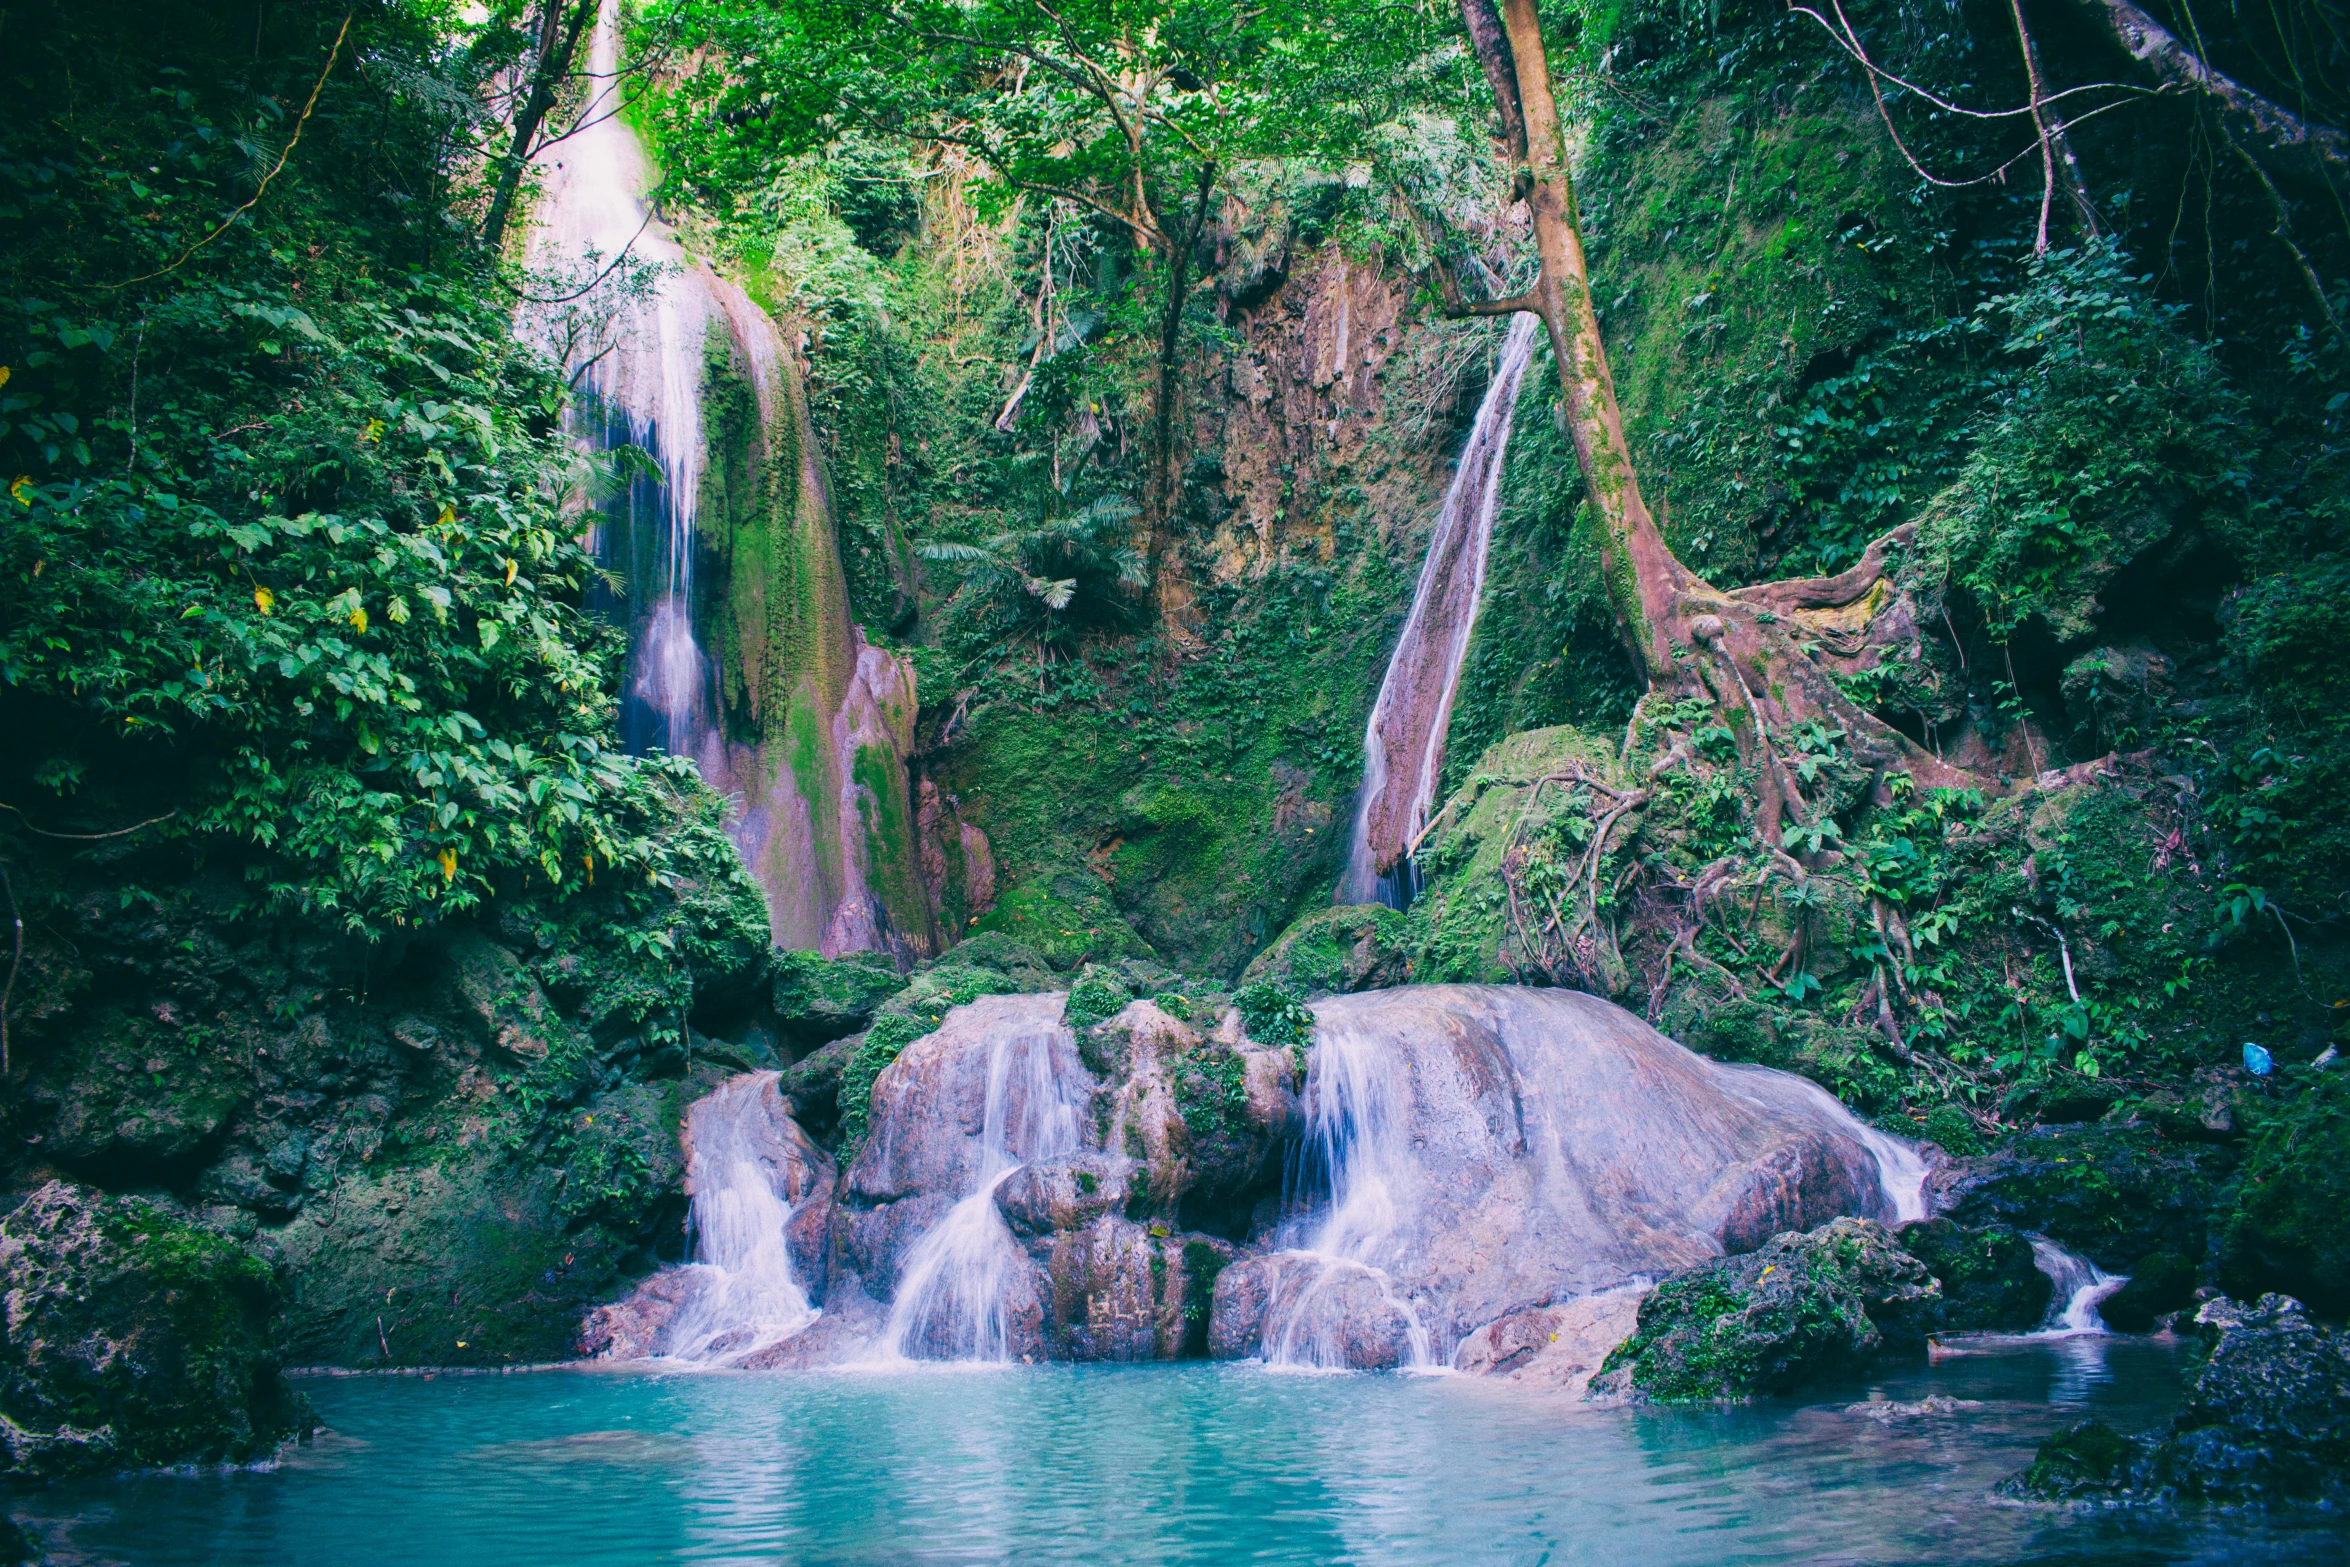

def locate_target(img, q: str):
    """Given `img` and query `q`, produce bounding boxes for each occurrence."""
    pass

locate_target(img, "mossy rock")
[1406,725,1630,988]
[1933,1123,2236,1275]
[2006,1419,2154,1501]
[1594,1217,1940,1404]
[2101,1250,2199,1334]
[965,876,1154,972]
[1241,905,1410,999]
[2222,1072,2350,1316]
[1897,1218,2051,1332]
[0,1181,306,1476]
[771,951,906,1045]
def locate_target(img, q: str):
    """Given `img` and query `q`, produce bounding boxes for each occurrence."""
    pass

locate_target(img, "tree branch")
[2084,0,2348,172]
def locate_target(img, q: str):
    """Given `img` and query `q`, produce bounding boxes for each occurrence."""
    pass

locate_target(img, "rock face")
[0,1182,306,1476]
[1590,1218,1940,1404]
[1930,1123,2233,1277]
[1208,986,1919,1370]
[2007,1293,2350,1505]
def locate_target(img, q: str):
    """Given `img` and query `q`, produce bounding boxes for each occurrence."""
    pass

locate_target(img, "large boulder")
[0,1182,306,1476]
[1590,1218,1940,1403]
[1207,986,1914,1369]
[2006,1293,2350,1505]
[1453,1289,1649,1397]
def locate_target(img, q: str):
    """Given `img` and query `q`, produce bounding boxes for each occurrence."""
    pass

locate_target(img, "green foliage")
[2225,1071,2350,1316]
[1062,968,1134,1031]
[1921,245,2244,641]
[922,493,1151,649]
[0,0,755,940]
[835,1013,932,1150]
[1233,980,1314,1068]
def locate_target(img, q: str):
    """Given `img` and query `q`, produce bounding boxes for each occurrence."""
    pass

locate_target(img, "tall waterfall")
[874,1016,1087,1363]
[1340,313,1544,908]
[525,0,933,961]
[654,1073,821,1364]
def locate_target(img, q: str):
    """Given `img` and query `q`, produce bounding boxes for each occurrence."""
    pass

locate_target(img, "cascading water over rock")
[580,1072,833,1366]
[1341,313,1543,908]
[1215,986,1931,1371]
[524,0,936,960]
[2028,1236,2126,1335]
[864,998,1091,1363]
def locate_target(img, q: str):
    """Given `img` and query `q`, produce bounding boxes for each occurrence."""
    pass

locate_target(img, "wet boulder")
[996,1154,1134,1238]
[1897,1218,2052,1331]
[2006,1293,2350,1505]
[0,1181,306,1476]
[1590,1218,1940,1404]
[1210,1253,1424,1371]
[1453,1289,1649,1397]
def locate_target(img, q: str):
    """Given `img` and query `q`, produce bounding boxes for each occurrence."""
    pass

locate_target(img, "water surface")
[20,1337,2346,1565]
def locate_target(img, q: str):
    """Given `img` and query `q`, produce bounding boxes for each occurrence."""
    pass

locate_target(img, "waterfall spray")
[654,1073,821,1364]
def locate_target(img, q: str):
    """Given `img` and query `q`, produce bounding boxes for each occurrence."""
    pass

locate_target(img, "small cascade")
[1852,1123,1931,1223]
[2029,1236,2126,1335]
[875,1017,1088,1363]
[1340,313,1544,908]
[654,1073,821,1363]
[1260,1018,1436,1370]
[523,0,934,961]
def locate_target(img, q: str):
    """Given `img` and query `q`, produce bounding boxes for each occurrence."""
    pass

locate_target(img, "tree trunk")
[1147,159,1217,618]
[481,0,596,253]
[1465,0,1978,845]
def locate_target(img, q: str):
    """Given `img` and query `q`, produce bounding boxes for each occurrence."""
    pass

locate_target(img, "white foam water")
[873,1022,1087,1364]
[654,1073,820,1364]
[1340,312,1543,907]
[1259,1016,1438,1371]
[2028,1235,2126,1336]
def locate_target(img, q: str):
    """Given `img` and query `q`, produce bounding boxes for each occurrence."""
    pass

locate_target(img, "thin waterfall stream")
[1340,313,1543,908]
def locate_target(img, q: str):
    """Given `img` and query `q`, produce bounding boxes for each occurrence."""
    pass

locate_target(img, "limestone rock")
[0,1181,305,1476]
[1453,1289,1648,1399]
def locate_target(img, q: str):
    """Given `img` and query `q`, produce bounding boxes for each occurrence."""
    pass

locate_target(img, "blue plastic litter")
[2242,1042,2274,1076]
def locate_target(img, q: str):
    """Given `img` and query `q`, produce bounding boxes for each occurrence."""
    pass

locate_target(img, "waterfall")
[1260,1017,1437,1371]
[874,1019,1088,1363]
[1223,988,1937,1371]
[1340,313,1544,908]
[2028,1236,2126,1335]
[524,0,932,961]
[653,1073,821,1364]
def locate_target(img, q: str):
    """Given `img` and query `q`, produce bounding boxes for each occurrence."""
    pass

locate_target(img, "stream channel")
[19,1339,2348,1565]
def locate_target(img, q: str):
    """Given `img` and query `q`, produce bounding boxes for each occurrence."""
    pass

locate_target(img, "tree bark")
[481,0,597,253]
[1465,0,1977,842]
[1147,159,1217,597]
[2083,0,2347,174]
